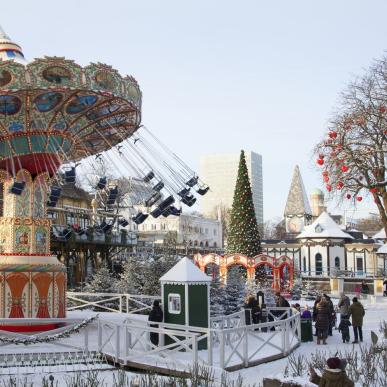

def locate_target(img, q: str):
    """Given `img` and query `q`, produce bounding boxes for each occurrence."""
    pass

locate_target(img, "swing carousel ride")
[0,26,208,321]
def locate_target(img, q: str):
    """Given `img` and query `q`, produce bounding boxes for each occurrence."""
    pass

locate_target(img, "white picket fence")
[0,307,300,374]
[67,292,160,314]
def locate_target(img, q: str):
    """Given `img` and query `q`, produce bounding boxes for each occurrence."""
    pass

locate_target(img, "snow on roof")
[297,211,353,239]
[160,257,212,284]
[377,243,387,254]
[373,228,386,240]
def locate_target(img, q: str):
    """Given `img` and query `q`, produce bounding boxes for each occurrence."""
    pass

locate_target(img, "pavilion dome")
[310,188,323,196]
[0,25,27,65]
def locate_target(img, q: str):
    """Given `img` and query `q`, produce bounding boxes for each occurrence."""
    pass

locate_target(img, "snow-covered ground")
[0,297,386,386]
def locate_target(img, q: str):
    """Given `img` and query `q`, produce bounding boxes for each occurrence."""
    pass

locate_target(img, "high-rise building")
[200,151,263,225]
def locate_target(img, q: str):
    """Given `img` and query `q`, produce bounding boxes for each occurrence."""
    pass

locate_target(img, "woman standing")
[315,296,330,345]
[348,297,365,343]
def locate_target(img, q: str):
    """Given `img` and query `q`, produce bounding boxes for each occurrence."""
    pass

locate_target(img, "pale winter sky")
[2,0,387,221]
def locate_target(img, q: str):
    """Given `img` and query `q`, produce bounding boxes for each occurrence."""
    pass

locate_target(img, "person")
[148,300,163,346]
[354,284,361,298]
[301,305,312,319]
[383,278,387,297]
[260,303,268,332]
[293,303,301,312]
[360,281,369,299]
[244,295,256,325]
[312,296,322,336]
[338,314,351,343]
[275,292,290,308]
[309,357,354,386]
[348,297,365,343]
[323,294,335,336]
[315,296,330,345]
[337,293,350,320]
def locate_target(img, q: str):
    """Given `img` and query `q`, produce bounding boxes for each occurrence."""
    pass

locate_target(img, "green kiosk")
[160,257,211,349]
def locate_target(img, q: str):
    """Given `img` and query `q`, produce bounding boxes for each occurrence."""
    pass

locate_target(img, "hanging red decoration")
[322,171,329,177]
[336,181,344,190]
[346,193,351,199]
[317,158,324,166]
[356,196,363,202]
[370,187,378,194]
[326,184,332,192]
[328,131,338,139]
[341,165,348,172]
[324,176,330,183]
[379,106,386,114]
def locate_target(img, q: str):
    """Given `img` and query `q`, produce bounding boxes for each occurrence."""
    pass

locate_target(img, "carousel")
[0,26,208,323]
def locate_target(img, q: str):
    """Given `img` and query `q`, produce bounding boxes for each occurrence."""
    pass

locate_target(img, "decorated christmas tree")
[226,150,261,256]
[224,266,246,314]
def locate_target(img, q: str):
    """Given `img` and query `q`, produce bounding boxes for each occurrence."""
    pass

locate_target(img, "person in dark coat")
[338,314,351,343]
[244,295,256,325]
[275,292,290,308]
[312,296,322,336]
[148,300,163,346]
[383,279,387,297]
[361,281,369,296]
[260,303,268,332]
[323,294,335,336]
[315,296,330,345]
[348,297,365,343]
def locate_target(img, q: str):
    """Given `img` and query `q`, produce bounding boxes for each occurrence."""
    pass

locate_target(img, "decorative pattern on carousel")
[193,253,294,291]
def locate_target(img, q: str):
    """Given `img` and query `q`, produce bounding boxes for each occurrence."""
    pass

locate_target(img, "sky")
[2,0,387,221]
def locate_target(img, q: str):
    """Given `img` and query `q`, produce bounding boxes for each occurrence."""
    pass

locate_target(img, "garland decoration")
[0,315,98,345]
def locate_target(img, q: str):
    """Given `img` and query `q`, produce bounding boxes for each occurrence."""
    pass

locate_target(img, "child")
[338,314,351,343]
[301,305,312,319]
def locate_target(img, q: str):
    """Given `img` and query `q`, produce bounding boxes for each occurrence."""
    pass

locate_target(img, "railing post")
[243,327,248,367]
[84,325,89,353]
[284,320,290,354]
[126,295,129,314]
[124,325,131,359]
[219,329,225,370]
[97,319,102,352]
[119,296,123,313]
[192,335,198,365]
[281,322,286,354]
[297,315,301,342]
[115,325,120,363]
[207,329,213,366]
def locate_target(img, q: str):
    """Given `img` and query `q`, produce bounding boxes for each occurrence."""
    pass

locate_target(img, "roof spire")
[0,25,27,65]
[284,165,312,217]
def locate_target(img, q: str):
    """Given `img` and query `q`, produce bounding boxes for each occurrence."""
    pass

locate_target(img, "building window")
[213,229,217,236]
[151,224,157,230]
[205,228,208,234]
[213,242,217,248]
[161,224,166,230]
[315,253,323,275]
[334,257,340,269]
[356,257,363,275]
[168,294,181,314]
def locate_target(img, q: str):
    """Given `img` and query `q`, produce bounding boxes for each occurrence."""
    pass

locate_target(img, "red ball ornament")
[336,181,344,190]
[356,196,363,202]
[317,159,324,166]
[370,187,378,194]
[324,176,330,183]
[328,131,338,139]
[341,165,349,172]
[326,184,332,192]
[379,106,386,114]
[322,171,329,177]
[346,193,351,199]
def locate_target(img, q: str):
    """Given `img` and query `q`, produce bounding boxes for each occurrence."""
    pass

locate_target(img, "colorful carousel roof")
[0,27,141,175]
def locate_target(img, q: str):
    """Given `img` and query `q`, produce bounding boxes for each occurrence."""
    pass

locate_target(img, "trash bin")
[301,319,313,342]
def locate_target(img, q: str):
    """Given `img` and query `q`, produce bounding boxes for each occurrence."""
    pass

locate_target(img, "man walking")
[338,292,350,320]
[348,297,365,343]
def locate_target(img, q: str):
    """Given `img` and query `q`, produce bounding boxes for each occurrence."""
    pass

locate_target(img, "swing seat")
[158,195,175,211]
[143,171,155,183]
[64,168,76,183]
[196,186,209,196]
[186,176,199,187]
[132,212,149,224]
[170,206,182,216]
[118,218,129,227]
[9,181,26,195]
[178,187,190,197]
[96,177,107,190]
[152,181,164,192]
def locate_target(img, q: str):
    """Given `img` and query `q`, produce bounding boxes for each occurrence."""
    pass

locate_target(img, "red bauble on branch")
[341,165,349,172]
[356,196,363,202]
[346,193,351,199]
[379,106,386,114]
[326,184,332,192]
[328,131,338,139]
[336,181,344,190]
[370,187,378,194]
[324,176,330,183]
[317,158,324,166]
[322,171,329,177]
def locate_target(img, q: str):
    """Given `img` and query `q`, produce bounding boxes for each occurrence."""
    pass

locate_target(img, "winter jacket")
[348,301,365,327]
[301,310,312,319]
[311,369,354,387]
[337,296,350,315]
[276,296,290,308]
[148,306,163,324]
[361,283,369,294]
[315,300,331,331]
[338,318,351,334]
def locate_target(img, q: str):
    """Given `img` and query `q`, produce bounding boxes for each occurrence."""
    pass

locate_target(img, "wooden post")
[115,325,120,363]
[219,329,225,369]
[119,296,123,313]
[192,335,198,365]
[97,319,102,352]
[84,325,89,353]
[243,327,248,367]
[207,329,213,366]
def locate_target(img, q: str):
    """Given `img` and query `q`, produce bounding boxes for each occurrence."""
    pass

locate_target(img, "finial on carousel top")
[0,25,27,64]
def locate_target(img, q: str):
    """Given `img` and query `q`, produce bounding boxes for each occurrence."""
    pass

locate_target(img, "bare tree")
[262,217,286,240]
[314,56,387,234]
[355,215,383,237]
[209,204,231,247]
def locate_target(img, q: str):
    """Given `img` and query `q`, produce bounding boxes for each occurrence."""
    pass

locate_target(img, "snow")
[297,211,353,239]
[373,228,386,240]
[160,256,211,283]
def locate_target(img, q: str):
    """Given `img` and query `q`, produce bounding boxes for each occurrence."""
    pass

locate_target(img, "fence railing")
[66,292,160,314]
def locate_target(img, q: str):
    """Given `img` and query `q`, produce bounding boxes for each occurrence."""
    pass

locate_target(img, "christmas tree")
[224,266,246,314]
[226,150,261,256]
[210,272,226,317]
